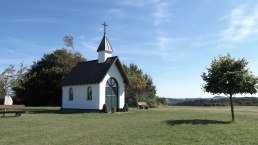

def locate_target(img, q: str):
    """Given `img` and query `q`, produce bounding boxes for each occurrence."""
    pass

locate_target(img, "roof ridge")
[77,59,97,64]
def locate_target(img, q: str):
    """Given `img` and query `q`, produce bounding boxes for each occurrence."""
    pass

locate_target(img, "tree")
[123,63,157,106]
[63,35,74,52]
[0,64,27,104]
[201,54,258,121]
[16,49,86,106]
[0,64,27,96]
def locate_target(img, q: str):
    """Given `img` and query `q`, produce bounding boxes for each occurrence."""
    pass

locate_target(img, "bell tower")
[97,22,113,63]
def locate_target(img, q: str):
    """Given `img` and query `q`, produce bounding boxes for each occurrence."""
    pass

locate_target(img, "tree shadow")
[164,119,233,125]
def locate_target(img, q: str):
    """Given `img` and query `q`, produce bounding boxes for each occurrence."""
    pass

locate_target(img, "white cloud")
[119,0,172,25]
[156,36,185,49]
[79,41,96,51]
[3,48,19,55]
[152,1,172,25]
[13,17,59,23]
[108,8,126,18]
[155,36,186,61]
[119,0,160,7]
[77,36,98,51]
[221,4,258,42]
[157,36,170,48]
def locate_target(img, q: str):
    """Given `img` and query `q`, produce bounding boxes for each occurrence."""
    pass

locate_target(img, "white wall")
[98,51,112,63]
[62,84,99,109]
[99,63,125,109]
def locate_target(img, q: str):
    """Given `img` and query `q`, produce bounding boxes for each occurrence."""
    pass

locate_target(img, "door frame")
[105,77,119,112]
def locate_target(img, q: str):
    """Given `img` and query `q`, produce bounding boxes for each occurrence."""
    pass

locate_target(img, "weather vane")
[102,22,108,35]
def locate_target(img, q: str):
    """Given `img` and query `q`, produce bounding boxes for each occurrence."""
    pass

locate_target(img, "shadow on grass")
[164,119,233,125]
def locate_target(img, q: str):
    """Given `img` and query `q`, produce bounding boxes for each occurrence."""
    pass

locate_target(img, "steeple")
[97,22,113,63]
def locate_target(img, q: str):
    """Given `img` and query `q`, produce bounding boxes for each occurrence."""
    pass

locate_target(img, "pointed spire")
[97,35,113,52]
[97,22,113,52]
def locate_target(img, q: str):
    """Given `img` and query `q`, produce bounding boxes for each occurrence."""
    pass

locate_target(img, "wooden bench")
[137,102,149,109]
[0,105,25,117]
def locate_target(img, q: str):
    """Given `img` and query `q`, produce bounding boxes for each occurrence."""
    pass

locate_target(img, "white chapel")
[61,23,130,112]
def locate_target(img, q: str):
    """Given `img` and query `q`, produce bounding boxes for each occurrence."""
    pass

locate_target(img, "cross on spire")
[102,22,108,35]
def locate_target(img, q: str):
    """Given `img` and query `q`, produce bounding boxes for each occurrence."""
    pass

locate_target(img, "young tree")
[0,64,27,97]
[63,35,74,52]
[201,54,258,121]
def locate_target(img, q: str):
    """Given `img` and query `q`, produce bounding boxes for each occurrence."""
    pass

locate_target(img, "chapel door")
[105,78,118,112]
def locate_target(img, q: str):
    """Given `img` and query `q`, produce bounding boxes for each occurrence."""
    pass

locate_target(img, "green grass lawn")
[0,106,258,145]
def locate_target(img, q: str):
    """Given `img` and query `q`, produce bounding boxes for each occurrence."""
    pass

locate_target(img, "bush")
[102,104,108,113]
[156,97,168,105]
[123,103,129,112]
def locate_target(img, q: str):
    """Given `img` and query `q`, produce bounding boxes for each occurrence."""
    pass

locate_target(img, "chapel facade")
[61,23,130,112]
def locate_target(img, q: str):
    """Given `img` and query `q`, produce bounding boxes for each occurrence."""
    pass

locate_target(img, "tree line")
[175,97,258,106]
[0,49,162,106]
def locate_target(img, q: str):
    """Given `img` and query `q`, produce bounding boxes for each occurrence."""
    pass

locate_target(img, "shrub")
[123,103,129,112]
[102,104,108,113]
[156,97,168,105]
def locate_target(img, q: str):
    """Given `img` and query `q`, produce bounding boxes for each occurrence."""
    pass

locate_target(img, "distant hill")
[166,98,204,105]
[212,96,226,99]
[169,97,258,106]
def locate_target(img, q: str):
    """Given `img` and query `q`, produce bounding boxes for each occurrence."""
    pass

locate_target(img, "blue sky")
[1,0,258,98]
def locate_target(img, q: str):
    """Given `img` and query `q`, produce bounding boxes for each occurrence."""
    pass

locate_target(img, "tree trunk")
[229,94,235,121]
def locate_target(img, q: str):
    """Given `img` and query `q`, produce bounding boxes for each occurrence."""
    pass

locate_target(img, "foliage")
[1,106,258,145]
[15,49,86,106]
[156,97,168,105]
[123,63,157,106]
[123,103,129,112]
[102,104,108,113]
[202,54,258,96]
[0,64,27,98]
[201,54,258,121]
[63,35,74,50]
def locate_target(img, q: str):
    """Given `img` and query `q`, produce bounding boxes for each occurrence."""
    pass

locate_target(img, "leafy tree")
[201,54,258,121]
[0,64,27,96]
[16,49,86,106]
[123,63,157,106]
[0,65,16,97]
[0,64,27,104]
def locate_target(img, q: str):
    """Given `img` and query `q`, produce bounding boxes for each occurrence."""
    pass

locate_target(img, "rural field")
[0,106,258,145]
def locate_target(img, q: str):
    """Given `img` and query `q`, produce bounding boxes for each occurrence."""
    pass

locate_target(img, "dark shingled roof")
[61,56,130,86]
[97,35,113,52]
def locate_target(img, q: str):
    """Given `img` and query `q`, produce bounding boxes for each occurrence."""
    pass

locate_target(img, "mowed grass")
[0,106,258,145]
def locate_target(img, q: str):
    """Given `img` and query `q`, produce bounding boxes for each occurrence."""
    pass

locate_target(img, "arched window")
[87,86,92,101]
[69,87,73,101]
[106,78,118,96]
